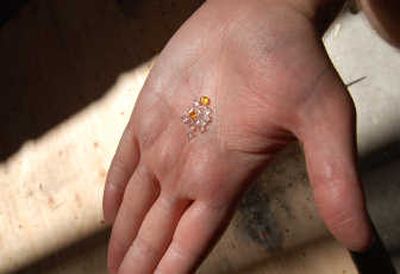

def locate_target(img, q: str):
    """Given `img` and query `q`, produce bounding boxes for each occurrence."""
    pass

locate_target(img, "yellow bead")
[200,96,210,106]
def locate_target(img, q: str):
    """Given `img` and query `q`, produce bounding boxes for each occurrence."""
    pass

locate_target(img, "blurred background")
[0,0,399,273]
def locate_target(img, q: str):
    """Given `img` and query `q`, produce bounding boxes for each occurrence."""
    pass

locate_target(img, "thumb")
[295,73,373,252]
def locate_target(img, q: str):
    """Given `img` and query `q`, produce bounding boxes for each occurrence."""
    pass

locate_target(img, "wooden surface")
[0,0,362,273]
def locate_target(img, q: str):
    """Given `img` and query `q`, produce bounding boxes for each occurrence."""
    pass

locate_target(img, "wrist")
[284,0,346,31]
[357,0,400,47]
[208,0,345,33]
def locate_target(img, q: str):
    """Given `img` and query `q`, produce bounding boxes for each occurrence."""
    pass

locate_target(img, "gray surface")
[324,10,400,271]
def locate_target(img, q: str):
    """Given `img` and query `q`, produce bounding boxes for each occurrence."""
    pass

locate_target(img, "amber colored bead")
[200,96,210,106]
[189,109,197,120]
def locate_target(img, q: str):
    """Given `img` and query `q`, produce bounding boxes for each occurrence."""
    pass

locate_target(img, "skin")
[103,0,374,273]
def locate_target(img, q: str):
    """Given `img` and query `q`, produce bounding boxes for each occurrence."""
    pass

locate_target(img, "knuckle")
[146,137,181,180]
[121,124,135,146]
[106,126,140,189]
[107,154,130,188]
[134,235,158,259]
[328,209,358,235]
[168,241,188,261]
[132,163,146,182]
[137,108,167,149]
[124,164,160,203]
[313,179,362,236]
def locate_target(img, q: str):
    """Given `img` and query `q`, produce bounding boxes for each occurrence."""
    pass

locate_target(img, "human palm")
[104,1,372,273]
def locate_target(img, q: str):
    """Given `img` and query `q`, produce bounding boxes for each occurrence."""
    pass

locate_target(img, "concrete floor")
[0,1,399,273]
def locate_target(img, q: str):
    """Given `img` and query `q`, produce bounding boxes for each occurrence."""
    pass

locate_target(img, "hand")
[103,0,373,273]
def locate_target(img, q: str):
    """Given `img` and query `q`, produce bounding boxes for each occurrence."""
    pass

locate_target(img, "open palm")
[103,0,372,273]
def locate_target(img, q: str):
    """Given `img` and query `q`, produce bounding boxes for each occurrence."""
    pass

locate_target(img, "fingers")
[296,77,373,252]
[103,122,140,224]
[107,163,159,274]
[155,201,231,274]
[118,195,191,274]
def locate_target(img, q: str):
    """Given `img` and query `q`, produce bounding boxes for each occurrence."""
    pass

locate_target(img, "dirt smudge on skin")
[238,177,283,252]
[237,143,308,252]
